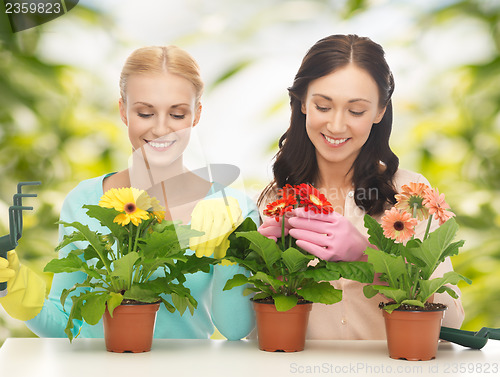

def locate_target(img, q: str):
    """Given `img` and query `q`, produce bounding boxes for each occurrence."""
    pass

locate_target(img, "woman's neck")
[314,156,354,192]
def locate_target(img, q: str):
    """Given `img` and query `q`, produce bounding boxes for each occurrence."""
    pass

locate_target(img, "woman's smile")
[322,134,351,147]
[145,138,176,152]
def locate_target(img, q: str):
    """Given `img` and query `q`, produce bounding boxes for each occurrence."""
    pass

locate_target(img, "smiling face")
[119,71,201,163]
[301,63,386,170]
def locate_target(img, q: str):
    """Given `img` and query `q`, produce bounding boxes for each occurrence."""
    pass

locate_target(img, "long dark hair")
[259,34,399,215]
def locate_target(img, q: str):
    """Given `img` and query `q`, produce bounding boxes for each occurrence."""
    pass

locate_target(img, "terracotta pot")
[383,307,446,361]
[103,302,160,353]
[253,300,312,352]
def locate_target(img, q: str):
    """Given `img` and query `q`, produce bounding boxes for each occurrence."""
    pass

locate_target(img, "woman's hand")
[288,207,369,262]
[189,197,243,258]
[257,215,291,242]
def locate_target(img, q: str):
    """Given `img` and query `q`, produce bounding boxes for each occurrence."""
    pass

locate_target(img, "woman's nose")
[326,110,347,133]
[152,115,172,136]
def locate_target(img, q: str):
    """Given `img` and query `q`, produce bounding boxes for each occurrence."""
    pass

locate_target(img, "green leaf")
[106,292,123,317]
[223,274,249,291]
[363,215,403,255]
[273,294,298,312]
[302,268,341,282]
[81,292,108,325]
[57,220,110,270]
[83,205,125,239]
[416,217,460,279]
[109,252,139,290]
[249,271,283,292]
[372,286,408,303]
[44,252,85,273]
[253,292,271,301]
[363,285,379,299]
[382,303,401,313]
[236,231,281,272]
[282,247,310,274]
[364,248,406,287]
[401,299,425,307]
[418,271,471,302]
[325,261,374,283]
[55,231,88,252]
[299,281,343,305]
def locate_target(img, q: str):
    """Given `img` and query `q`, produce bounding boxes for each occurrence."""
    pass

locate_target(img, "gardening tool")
[0,181,41,297]
[440,326,500,350]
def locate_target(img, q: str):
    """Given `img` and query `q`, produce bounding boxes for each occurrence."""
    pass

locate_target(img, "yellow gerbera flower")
[99,187,151,226]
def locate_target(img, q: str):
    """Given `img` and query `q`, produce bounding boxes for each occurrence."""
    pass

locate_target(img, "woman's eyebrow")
[133,101,153,107]
[311,94,371,104]
[312,93,332,101]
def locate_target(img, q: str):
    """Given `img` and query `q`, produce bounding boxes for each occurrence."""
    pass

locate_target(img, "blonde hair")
[119,45,204,103]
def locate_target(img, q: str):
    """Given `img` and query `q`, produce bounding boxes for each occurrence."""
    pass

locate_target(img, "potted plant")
[223,184,374,352]
[44,187,216,353]
[362,182,472,360]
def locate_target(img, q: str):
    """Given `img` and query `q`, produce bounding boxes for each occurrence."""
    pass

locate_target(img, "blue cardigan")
[26,174,259,340]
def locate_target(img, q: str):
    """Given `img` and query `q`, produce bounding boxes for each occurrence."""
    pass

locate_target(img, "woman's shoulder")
[393,168,432,190]
[62,174,110,211]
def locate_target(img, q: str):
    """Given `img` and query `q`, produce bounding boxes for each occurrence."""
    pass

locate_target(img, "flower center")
[124,202,137,214]
[394,221,405,231]
[309,194,322,206]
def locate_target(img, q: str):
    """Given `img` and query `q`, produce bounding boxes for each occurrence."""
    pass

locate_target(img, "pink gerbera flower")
[381,207,418,243]
[423,187,455,225]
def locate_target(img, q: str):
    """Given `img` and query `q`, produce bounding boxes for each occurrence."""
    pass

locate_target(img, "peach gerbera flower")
[395,182,430,221]
[423,187,455,225]
[381,207,418,243]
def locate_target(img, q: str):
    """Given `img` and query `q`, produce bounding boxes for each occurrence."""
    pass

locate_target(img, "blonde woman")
[0,46,257,340]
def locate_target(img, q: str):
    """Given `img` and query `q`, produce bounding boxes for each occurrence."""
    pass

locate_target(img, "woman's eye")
[138,113,153,118]
[171,114,185,120]
[349,110,365,116]
[315,105,330,112]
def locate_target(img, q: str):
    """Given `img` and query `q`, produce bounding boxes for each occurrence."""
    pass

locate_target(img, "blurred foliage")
[0,3,126,343]
[0,0,499,345]
[409,1,500,330]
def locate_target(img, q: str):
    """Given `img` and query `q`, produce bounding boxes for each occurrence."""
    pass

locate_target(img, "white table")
[1,338,499,377]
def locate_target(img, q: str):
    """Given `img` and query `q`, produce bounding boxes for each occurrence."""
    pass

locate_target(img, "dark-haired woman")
[258,34,464,339]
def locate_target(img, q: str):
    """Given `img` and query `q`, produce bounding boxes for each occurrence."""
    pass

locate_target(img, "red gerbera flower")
[294,183,333,214]
[278,184,296,201]
[263,196,297,221]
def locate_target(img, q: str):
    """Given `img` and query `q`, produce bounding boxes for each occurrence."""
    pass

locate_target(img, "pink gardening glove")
[258,215,291,242]
[288,207,369,262]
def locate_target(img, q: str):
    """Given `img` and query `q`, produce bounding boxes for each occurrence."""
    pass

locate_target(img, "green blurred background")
[1,0,499,343]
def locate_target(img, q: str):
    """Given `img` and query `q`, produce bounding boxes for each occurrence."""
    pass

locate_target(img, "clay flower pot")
[383,306,447,361]
[103,302,160,353]
[253,300,312,352]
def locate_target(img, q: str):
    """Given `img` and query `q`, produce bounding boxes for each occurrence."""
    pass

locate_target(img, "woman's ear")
[119,98,128,126]
[374,106,387,124]
[301,101,307,115]
[193,102,202,127]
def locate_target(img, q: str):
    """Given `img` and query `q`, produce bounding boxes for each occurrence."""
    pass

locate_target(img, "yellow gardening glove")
[0,256,15,282]
[0,250,46,321]
[189,197,243,258]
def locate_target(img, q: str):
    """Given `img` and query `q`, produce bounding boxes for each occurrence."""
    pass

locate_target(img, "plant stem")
[128,223,133,255]
[281,215,286,250]
[423,214,433,240]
